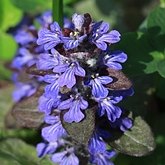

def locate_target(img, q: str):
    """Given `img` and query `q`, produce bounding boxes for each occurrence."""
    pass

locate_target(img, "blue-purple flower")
[58,95,88,123]
[38,94,61,115]
[72,13,84,31]
[14,27,36,45]
[12,48,36,69]
[96,96,123,122]
[63,33,87,50]
[103,51,127,70]
[110,116,133,132]
[52,147,79,165]
[91,22,121,50]
[89,75,113,98]
[37,22,63,50]
[54,61,85,88]
[36,141,58,158]
[42,115,67,142]
[62,13,87,50]
[13,82,37,102]
[89,132,116,165]
[43,74,60,97]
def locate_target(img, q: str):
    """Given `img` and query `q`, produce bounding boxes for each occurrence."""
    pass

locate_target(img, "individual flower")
[72,13,84,32]
[110,116,133,132]
[53,61,85,88]
[52,147,79,165]
[58,94,88,123]
[88,132,116,165]
[103,51,127,70]
[12,48,36,69]
[42,115,67,142]
[14,26,36,45]
[88,74,113,98]
[38,94,61,115]
[36,141,58,157]
[13,82,37,102]
[38,11,52,28]
[36,49,64,70]
[37,22,63,50]
[91,22,121,50]
[96,96,123,122]
[43,74,60,97]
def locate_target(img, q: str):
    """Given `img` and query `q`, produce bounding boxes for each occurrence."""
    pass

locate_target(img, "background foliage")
[0,0,165,164]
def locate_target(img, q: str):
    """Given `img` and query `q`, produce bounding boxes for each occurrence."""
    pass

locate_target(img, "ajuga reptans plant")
[11,12,134,165]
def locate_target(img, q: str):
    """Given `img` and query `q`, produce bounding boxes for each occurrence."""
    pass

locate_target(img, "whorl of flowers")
[11,12,133,165]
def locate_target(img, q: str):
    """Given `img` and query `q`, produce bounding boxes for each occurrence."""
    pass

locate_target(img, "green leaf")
[157,59,165,78]
[10,0,52,14]
[160,0,165,8]
[148,7,165,35]
[115,32,154,76]
[0,63,12,80]
[0,0,22,31]
[142,51,164,74]
[74,0,119,27]
[0,31,17,61]
[0,138,54,165]
[109,115,156,157]
[0,84,14,128]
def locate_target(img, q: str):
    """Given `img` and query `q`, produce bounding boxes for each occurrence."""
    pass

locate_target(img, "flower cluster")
[11,11,133,164]
[35,13,133,165]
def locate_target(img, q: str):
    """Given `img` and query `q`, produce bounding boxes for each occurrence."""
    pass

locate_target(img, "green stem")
[52,0,63,27]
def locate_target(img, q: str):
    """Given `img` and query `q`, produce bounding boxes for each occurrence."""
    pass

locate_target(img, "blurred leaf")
[12,92,44,129]
[148,7,165,35]
[160,0,165,8]
[109,115,155,157]
[0,0,22,31]
[74,0,118,27]
[157,59,165,78]
[0,31,17,61]
[115,32,153,76]
[0,138,54,165]
[10,0,52,14]
[0,84,14,128]
[116,32,165,78]
[0,63,12,80]
[64,0,81,5]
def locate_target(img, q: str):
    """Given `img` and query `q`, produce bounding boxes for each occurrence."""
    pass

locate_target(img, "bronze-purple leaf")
[12,91,44,129]
[106,68,132,90]
[62,106,96,146]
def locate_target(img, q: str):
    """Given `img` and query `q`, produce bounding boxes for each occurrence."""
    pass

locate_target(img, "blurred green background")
[0,0,165,164]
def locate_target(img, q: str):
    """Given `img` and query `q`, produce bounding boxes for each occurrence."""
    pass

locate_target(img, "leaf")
[0,0,22,31]
[0,32,17,61]
[115,32,165,77]
[10,0,52,15]
[0,63,12,80]
[0,84,14,128]
[157,60,165,78]
[0,138,54,165]
[62,106,96,145]
[106,68,132,90]
[109,115,156,157]
[148,7,165,35]
[74,0,119,27]
[12,92,44,129]
[115,32,154,76]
